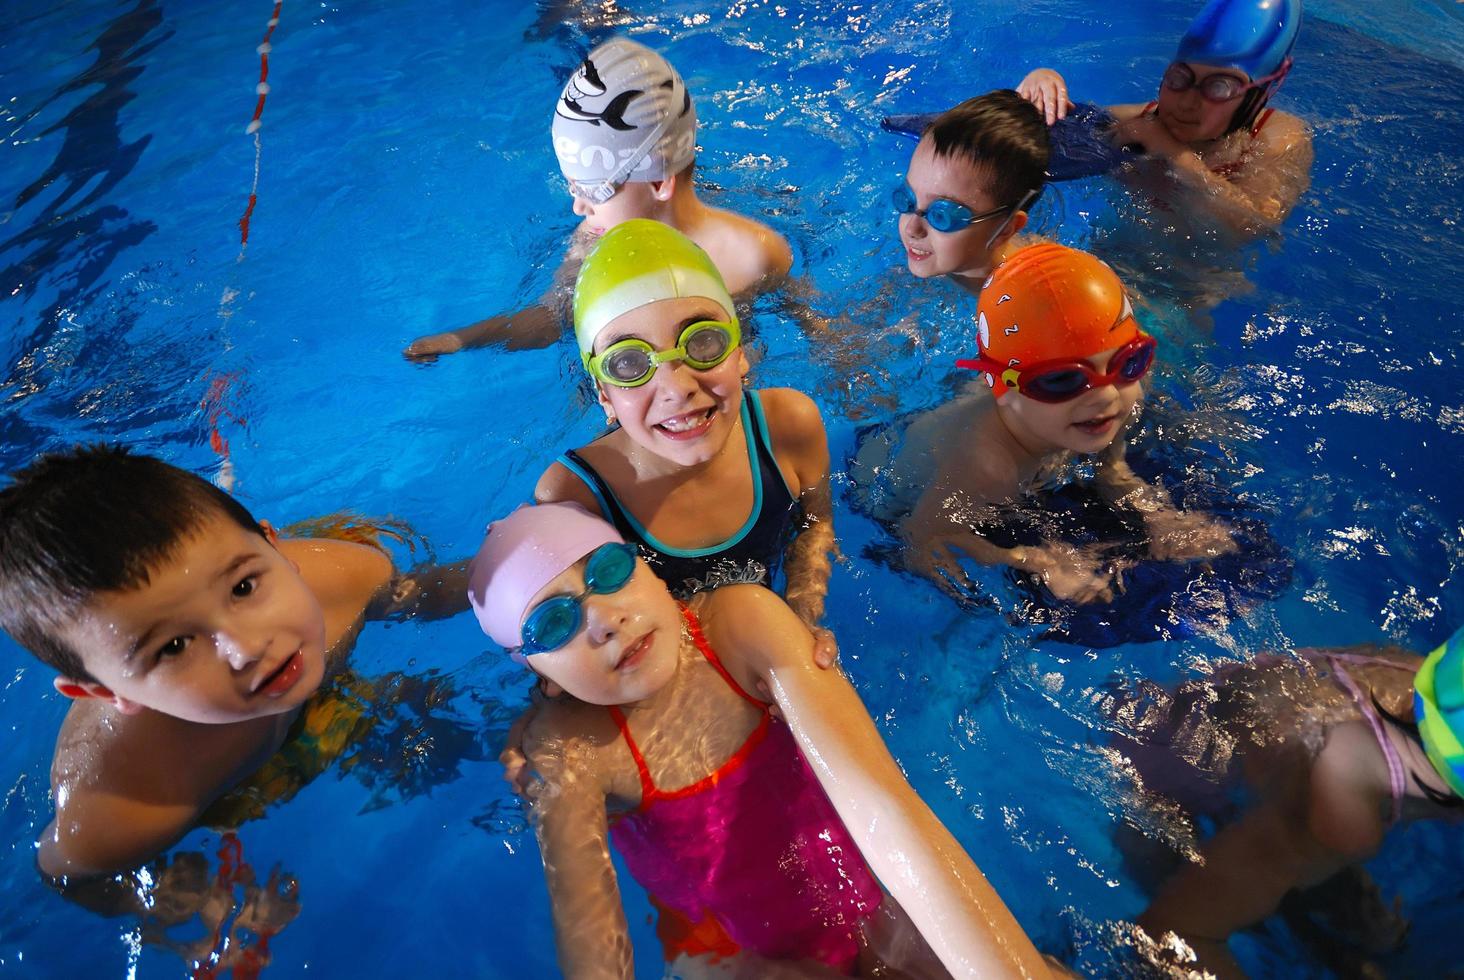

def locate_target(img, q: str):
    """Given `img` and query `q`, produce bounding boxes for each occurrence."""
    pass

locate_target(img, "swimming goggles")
[519,542,639,655]
[956,334,1157,403]
[892,181,1011,233]
[1161,58,1293,104]
[566,115,672,205]
[584,319,741,388]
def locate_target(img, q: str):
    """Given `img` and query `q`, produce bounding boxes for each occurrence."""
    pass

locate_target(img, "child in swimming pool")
[867,243,1235,604]
[535,218,835,627]
[1111,627,1464,977]
[404,37,793,362]
[469,501,1059,978]
[1017,0,1312,229]
[0,446,464,879]
[894,90,1050,296]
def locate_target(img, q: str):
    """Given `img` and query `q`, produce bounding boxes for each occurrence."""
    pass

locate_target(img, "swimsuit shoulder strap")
[1326,655,1406,826]
[1250,107,1276,138]
[682,605,767,710]
[744,390,797,505]
[558,450,640,542]
[608,704,659,799]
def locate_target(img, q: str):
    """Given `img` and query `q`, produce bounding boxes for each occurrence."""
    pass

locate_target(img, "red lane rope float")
[201,372,244,491]
[238,2,283,247]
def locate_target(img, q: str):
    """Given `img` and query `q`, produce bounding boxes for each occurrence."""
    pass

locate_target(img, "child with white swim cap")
[536,217,835,626]
[1018,0,1312,228]
[405,37,792,361]
[468,501,1061,978]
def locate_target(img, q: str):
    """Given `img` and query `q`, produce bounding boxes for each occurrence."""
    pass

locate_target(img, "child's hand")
[1110,113,1189,160]
[1017,68,1074,125]
[1023,542,1116,604]
[402,331,464,363]
[1144,511,1239,562]
[498,688,558,799]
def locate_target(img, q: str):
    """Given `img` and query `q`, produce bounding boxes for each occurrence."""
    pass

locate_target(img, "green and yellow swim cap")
[572,219,735,362]
[1414,625,1464,799]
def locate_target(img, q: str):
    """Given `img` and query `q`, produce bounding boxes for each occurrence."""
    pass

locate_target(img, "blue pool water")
[2,0,1462,975]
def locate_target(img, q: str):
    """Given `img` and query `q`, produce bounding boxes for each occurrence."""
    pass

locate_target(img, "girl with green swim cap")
[1111,626,1464,976]
[534,219,836,629]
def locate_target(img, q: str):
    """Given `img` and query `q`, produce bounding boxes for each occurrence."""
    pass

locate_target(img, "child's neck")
[992,402,1062,478]
[661,185,711,234]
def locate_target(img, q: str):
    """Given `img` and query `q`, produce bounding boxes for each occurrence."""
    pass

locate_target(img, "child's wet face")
[60,515,328,724]
[595,297,749,468]
[1156,63,1249,143]
[523,556,682,706]
[900,137,1005,282]
[1000,346,1145,455]
[569,180,660,238]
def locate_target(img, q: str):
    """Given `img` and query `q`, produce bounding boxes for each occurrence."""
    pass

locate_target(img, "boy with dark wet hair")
[0,445,459,878]
[895,90,1050,294]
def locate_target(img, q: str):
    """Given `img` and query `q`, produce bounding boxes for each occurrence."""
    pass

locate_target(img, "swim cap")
[1414,626,1464,799]
[468,502,624,649]
[1177,0,1302,80]
[967,243,1139,399]
[551,38,698,188]
[573,218,736,359]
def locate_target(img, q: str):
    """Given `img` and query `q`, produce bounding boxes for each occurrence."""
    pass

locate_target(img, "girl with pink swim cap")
[468,502,1060,979]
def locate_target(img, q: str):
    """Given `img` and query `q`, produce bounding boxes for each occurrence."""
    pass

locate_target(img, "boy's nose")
[572,195,592,217]
[903,213,928,239]
[216,629,265,671]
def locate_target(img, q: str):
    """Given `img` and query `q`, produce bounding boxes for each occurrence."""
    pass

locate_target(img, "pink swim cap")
[468,502,624,649]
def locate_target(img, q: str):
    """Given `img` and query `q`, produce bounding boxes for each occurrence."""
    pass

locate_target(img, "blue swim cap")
[1177,0,1302,80]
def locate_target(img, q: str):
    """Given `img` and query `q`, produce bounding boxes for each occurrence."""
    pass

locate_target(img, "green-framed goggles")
[583,319,742,388]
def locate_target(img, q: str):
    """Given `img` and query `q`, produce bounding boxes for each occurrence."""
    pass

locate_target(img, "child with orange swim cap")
[863,242,1237,604]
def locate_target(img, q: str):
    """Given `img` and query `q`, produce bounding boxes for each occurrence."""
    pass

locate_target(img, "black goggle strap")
[984,188,1039,250]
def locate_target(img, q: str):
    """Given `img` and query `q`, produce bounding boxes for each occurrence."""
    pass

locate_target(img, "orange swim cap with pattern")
[961,243,1139,399]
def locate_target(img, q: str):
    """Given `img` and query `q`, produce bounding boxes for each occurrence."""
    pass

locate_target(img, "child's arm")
[38,796,201,882]
[524,718,636,980]
[722,587,1055,978]
[1093,438,1236,562]
[763,389,835,627]
[373,559,473,621]
[905,482,1117,604]
[402,254,581,362]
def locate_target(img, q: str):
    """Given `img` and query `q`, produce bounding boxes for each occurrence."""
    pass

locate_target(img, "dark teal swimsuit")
[557,390,800,599]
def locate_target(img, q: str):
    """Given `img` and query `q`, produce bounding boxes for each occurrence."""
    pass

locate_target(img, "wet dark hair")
[0,445,263,681]
[1371,692,1464,809]
[925,89,1050,210]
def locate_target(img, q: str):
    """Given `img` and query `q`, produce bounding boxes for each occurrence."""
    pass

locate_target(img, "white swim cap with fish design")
[551,38,698,200]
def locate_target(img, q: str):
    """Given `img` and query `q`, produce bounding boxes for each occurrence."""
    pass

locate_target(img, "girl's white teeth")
[659,410,708,432]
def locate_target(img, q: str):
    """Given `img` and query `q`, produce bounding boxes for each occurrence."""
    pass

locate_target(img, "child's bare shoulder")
[281,536,393,610]
[706,207,793,287]
[524,697,624,772]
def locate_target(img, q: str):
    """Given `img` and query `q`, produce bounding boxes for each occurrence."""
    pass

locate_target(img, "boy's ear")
[650,174,676,202]
[53,677,144,715]
[989,210,1029,253]
[259,519,280,546]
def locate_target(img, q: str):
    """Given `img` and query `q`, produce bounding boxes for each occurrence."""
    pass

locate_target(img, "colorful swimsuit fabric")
[607,607,881,971]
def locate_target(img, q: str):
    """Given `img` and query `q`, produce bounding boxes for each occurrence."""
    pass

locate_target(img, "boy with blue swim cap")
[1018,0,1312,228]
[405,38,793,362]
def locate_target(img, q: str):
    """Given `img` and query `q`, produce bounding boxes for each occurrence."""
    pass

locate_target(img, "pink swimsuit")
[607,608,882,972]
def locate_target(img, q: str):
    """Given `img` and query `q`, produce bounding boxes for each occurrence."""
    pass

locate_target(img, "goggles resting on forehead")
[585,319,741,388]
[957,334,1157,404]
[519,542,638,655]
